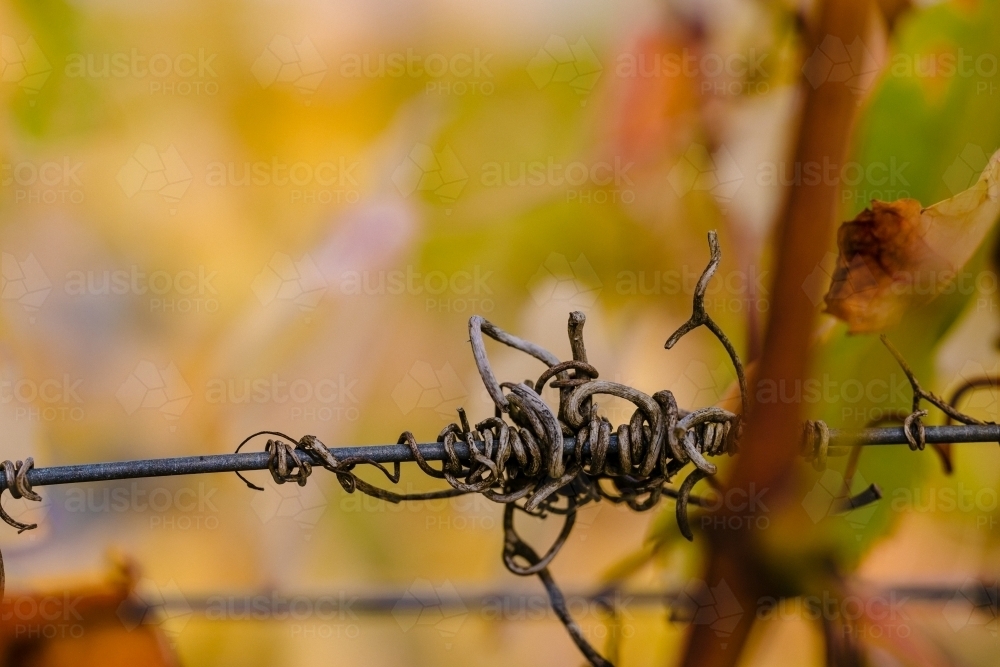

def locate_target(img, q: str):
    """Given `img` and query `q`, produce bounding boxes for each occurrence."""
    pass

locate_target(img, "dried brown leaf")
[825,149,1000,333]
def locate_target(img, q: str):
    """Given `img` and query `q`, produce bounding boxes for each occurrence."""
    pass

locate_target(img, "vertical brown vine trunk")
[679,0,876,664]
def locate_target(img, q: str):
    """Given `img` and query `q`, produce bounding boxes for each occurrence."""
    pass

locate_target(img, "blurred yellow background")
[0,0,998,665]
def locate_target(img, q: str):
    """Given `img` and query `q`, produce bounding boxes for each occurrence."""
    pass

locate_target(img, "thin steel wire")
[1,231,997,665]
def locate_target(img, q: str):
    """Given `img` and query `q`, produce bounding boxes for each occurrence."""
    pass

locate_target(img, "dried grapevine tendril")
[232,232,744,666]
[1,232,988,666]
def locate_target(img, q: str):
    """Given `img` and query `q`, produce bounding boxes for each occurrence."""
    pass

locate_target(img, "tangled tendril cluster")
[235,231,747,667]
[2,231,992,665]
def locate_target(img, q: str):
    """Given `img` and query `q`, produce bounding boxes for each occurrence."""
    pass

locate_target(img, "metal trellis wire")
[1,231,998,667]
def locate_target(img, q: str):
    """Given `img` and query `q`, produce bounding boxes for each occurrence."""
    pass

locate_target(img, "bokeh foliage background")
[0,0,998,664]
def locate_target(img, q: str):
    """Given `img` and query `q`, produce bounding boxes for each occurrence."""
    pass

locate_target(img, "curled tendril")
[665,231,749,420]
[676,468,711,541]
[226,231,747,667]
[232,304,739,666]
[221,230,758,666]
[0,458,42,601]
[881,334,985,471]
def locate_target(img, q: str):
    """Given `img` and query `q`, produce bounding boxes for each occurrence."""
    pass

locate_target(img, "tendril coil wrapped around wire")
[0,458,40,600]
[233,231,746,667]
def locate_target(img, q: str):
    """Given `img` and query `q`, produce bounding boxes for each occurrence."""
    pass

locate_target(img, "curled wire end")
[832,483,882,514]
[676,468,711,541]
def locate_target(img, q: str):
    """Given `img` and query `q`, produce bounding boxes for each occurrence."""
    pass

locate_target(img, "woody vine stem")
[0,232,997,667]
